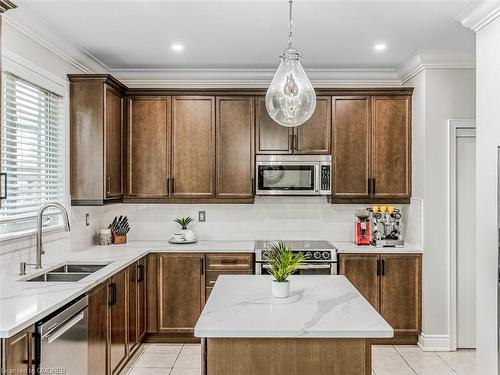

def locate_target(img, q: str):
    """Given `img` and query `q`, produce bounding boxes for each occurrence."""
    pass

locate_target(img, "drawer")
[206,270,253,287]
[205,253,253,271]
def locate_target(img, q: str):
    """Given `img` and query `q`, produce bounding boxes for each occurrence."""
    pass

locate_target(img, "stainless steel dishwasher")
[35,296,88,375]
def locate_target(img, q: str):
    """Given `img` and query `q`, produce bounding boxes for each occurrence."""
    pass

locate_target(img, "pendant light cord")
[288,0,293,49]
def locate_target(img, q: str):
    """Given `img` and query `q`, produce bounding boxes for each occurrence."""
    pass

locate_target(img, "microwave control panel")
[321,165,331,191]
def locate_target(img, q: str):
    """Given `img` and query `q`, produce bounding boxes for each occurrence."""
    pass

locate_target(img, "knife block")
[111,228,127,244]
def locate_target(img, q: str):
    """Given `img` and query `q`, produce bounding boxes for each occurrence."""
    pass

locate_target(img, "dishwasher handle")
[46,311,85,343]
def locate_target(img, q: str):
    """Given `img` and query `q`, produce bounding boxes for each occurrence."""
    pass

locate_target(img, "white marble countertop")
[0,240,253,338]
[333,242,423,254]
[194,275,394,338]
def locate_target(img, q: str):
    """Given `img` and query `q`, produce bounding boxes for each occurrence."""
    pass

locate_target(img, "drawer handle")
[220,259,239,264]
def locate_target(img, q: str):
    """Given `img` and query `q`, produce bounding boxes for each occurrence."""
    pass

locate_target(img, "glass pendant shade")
[265,48,316,127]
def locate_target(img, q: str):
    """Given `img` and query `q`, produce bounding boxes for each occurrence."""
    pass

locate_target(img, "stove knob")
[313,251,322,259]
[322,251,330,260]
[305,252,312,259]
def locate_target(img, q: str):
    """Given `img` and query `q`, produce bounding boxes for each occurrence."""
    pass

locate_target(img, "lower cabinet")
[88,282,109,375]
[1,328,33,374]
[128,259,147,354]
[158,253,206,333]
[339,253,421,343]
[109,269,127,374]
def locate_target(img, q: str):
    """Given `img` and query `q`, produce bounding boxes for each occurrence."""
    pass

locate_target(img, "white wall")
[405,68,476,350]
[475,15,500,374]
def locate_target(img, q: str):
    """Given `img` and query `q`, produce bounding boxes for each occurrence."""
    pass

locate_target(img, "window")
[0,72,65,236]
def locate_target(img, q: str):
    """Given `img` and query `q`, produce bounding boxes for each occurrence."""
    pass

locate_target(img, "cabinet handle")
[172,178,175,194]
[294,134,298,151]
[368,178,375,197]
[106,177,111,194]
[166,177,170,195]
[381,259,385,276]
[372,178,376,195]
[289,134,294,151]
[137,264,144,282]
[376,259,381,276]
[221,259,239,264]
[251,178,255,195]
[109,283,117,305]
[0,172,7,199]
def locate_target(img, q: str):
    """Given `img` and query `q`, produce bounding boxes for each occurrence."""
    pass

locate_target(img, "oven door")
[257,263,336,275]
[256,163,319,195]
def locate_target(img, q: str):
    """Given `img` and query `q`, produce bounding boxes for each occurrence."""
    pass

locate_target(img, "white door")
[456,127,476,348]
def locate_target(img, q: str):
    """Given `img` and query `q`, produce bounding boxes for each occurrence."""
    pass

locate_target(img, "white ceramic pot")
[272,280,290,298]
[182,229,197,242]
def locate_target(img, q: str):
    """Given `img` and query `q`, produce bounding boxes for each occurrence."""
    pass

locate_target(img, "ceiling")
[10,0,475,72]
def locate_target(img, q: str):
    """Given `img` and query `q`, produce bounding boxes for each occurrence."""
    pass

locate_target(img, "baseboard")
[417,334,451,351]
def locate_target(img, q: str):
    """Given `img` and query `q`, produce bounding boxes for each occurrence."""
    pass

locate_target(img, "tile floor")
[123,344,476,375]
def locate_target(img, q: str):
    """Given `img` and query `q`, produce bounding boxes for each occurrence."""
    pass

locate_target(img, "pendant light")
[266,0,316,127]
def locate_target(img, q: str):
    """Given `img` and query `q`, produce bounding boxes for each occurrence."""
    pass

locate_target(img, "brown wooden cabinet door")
[294,96,331,154]
[137,257,147,340]
[172,97,215,198]
[158,254,205,333]
[88,282,109,375]
[380,254,421,337]
[216,97,255,198]
[127,263,138,353]
[3,328,32,374]
[338,254,380,310]
[109,269,127,374]
[332,96,371,199]
[127,97,171,198]
[372,96,411,199]
[256,97,292,154]
[105,86,123,199]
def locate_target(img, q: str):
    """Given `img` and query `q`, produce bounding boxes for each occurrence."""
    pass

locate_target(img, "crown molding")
[3,8,107,74]
[397,50,476,83]
[456,1,500,32]
[0,1,16,13]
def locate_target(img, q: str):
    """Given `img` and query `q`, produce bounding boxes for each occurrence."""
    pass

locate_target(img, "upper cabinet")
[256,96,331,155]
[332,93,412,203]
[216,97,255,199]
[172,96,216,198]
[69,75,126,205]
[126,97,171,199]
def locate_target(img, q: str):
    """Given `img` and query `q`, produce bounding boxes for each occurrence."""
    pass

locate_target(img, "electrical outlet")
[198,211,206,222]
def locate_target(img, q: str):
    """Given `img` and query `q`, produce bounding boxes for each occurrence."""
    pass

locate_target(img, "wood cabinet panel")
[380,254,421,336]
[295,96,331,154]
[332,97,371,198]
[88,282,109,375]
[2,328,32,374]
[128,263,138,353]
[109,269,127,374]
[127,97,171,198]
[172,97,215,198]
[372,96,411,199]
[158,254,205,333]
[256,97,292,154]
[216,97,255,198]
[146,254,158,334]
[339,254,380,310]
[105,87,123,198]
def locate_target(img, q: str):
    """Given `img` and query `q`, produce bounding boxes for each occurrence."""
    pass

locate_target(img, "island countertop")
[194,275,394,339]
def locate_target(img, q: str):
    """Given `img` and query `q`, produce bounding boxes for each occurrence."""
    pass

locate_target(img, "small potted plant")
[174,216,196,242]
[266,241,303,298]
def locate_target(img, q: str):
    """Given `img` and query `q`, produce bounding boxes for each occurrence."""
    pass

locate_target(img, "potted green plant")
[266,241,304,298]
[173,216,196,242]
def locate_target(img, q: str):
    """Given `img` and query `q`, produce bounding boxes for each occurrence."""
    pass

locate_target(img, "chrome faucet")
[20,203,71,274]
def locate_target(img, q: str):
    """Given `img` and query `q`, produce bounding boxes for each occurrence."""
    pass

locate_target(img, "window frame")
[0,51,69,242]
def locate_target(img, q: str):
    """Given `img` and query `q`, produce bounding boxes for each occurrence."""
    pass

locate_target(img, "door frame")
[449,119,476,351]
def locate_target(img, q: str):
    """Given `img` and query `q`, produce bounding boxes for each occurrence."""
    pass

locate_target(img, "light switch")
[198,211,206,222]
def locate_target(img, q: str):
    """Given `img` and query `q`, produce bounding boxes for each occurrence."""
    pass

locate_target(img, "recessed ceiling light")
[374,44,387,51]
[171,43,184,52]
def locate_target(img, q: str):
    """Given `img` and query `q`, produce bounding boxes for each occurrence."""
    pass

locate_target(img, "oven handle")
[260,263,332,270]
[45,311,85,343]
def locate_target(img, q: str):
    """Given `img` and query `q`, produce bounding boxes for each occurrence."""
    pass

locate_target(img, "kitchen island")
[195,275,393,375]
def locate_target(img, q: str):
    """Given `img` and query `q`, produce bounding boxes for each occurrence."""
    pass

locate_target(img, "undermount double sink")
[25,264,108,282]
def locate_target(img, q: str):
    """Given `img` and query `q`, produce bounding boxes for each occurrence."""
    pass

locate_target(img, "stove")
[254,240,338,275]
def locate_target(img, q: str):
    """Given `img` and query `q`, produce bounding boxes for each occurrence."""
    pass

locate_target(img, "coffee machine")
[354,210,371,245]
[369,206,404,247]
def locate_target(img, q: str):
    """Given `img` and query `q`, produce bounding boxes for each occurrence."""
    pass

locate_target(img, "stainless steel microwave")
[255,155,331,196]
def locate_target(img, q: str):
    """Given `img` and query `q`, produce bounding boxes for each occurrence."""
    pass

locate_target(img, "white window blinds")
[0,72,65,235]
